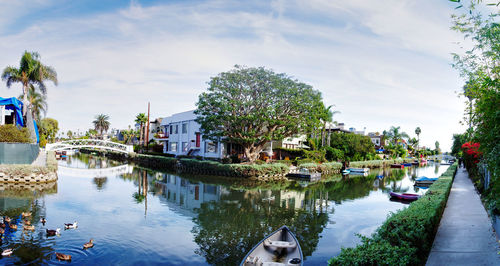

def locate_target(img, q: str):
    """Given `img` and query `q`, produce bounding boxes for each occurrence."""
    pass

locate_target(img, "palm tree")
[415,127,421,151]
[93,114,110,139]
[321,105,340,147]
[67,130,73,139]
[2,52,58,114]
[18,85,47,123]
[135,113,147,146]
[385,126,409,145]
[2,51,57,140]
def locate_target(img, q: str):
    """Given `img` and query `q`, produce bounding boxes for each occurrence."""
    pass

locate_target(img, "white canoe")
[241,225,303,266]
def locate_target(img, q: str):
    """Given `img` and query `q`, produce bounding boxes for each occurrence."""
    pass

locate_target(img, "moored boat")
[347,168,369,173]
[390,164,404,169]
[389,192,420,201]
[414,176,438,185]
[287,168,321,182]
[402,163,412,167]
[241,225,303,266]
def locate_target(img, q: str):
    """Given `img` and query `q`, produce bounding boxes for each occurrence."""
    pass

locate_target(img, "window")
[182,142,188,152]
[169,125,173,134]
[206,142,218,153]
[164,141,169,151]
[182,123,188,134]
[175,125,178,134]
[170,142,178,152]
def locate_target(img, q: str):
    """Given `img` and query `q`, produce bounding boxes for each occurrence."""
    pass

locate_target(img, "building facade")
[158,110,225,158]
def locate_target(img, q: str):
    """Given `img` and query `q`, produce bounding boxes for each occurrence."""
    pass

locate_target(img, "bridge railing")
[46,139,134,154]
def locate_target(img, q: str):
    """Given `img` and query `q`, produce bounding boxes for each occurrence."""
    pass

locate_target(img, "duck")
[9,224,17,230]
[4,217,11,223]
[83,239,94,249]
[24,225,35,231]
[64,221,77,229]
[46,228,60,236]
[24,220,31,226]
[40,218,46,225]
[0,223,5,229]
[55,252,71,261]
[21,212,31,218]
[0,228,4,234]
[1,249,13,256]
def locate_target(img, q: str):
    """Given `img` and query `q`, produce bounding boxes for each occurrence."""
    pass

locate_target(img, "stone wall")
[0,151,58,183]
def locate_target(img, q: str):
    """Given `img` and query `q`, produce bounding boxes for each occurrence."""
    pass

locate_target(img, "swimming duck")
[1,249,13,256]
[83,239,94,249]
[46,228,60,236]
[0,228,4,234]
[4,217,10,223]
[24,225,35,231]
[24,220,31,226]
[21,212,31,218]
[0,223,5,229]
[55,252,71,261]
[40,218,46,225]
[64,222,77,229]
[9,224,17,230]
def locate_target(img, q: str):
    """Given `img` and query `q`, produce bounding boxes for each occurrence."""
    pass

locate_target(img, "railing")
[46,139,134,154]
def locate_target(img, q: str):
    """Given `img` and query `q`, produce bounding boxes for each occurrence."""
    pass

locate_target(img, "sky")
[0,0,481,151]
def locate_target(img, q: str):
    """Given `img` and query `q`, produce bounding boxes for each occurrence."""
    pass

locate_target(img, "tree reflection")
[93,177,107,191]
[191,190,328,265]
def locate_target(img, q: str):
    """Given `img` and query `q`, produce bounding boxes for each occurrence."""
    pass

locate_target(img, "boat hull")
[389,192,420,201]
[390,164,404,169]
[241,225,303,266]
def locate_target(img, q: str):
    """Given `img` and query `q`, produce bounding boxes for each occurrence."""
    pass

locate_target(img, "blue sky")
[0,0,483,150]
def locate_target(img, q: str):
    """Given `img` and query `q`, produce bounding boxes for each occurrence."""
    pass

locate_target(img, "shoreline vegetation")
[328,163,458,265]
[80,148,417,179]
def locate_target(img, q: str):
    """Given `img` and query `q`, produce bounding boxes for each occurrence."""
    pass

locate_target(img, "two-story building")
[157,110,225,159]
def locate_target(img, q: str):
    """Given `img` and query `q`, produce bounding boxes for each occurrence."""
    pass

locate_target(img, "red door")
[196,133,201,147]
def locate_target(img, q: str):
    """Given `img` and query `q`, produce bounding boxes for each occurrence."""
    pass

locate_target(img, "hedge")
[0,124,31,143]
[328,163,458,265]
[178,158,289,178]
[297,162,342,174]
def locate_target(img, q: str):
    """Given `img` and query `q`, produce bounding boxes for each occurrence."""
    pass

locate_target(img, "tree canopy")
[93,114,110,138]
[195,65,326,162]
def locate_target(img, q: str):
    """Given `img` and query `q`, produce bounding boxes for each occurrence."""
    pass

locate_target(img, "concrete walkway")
[426,167,500,265]
[31,150,46,166]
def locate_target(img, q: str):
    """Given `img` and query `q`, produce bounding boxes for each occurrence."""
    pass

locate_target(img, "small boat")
[420,159,428,164]
[411,161,420,165]
[347,168,369,173]
[390,164,404,169]
[402,163,412,167]
[389,192,420,201]
[241,225,303,266]
[415,176,438,185]
[376,175,384,179]
[342,169,350,175]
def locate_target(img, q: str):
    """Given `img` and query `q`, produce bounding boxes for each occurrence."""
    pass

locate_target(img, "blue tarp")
[0,97,24,127]
[33,119,39,143]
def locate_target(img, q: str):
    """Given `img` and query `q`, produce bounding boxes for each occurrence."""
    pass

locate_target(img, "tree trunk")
[243,143,266,163]
[139,124,144,146]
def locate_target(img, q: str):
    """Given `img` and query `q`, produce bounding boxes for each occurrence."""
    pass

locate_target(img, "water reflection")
[0,154,449,265]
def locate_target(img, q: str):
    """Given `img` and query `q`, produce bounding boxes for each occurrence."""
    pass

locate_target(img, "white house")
[158,110,225,159]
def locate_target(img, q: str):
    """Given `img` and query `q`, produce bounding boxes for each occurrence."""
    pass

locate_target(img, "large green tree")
[2,51,57,141]
[93,114,110,139]
[39,118,59,143]
[328,132,376,161]
[195,66,326,162]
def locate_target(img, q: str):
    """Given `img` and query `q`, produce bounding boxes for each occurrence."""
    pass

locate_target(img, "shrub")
[329,163,458,265]
[325,146,344,161]
[0,125,31,143]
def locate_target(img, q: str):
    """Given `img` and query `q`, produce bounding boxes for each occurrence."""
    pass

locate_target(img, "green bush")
[329,163,458,265]
[0,124,31,143]
[270,160,293,166]
[297,162,342,174]
[303,149,326,162]
[178,158,289,178]
[325,146,344,161]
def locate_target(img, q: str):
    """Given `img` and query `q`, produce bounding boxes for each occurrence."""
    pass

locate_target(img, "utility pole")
[145,102,150,148]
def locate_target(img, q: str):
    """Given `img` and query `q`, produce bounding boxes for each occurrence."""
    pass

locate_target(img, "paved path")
[426,167,500,265]
[31,150,46,166]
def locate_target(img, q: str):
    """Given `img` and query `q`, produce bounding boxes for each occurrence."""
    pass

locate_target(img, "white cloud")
[0,0,474,150]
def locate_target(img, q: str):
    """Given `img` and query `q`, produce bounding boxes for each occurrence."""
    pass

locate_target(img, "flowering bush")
[461,142,482,172]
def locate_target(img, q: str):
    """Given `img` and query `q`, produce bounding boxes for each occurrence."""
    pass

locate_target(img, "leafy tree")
[451,133,468,157]
[93,114,110,138]
[39,118,59,143]
[67,130,73,139]
[2,51,57,141]
[135,113,147,146]
[17,85,47,123]
[328,132,375,161]
[195,65,326,162]
[435,141,441,154]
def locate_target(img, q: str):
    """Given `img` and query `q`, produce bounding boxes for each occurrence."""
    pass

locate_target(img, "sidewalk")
[426,167,500,265]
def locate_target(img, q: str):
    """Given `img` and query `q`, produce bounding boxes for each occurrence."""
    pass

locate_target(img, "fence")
[0,143,39,164]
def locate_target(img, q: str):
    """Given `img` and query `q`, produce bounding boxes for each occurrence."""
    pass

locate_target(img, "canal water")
[0,153,449,265]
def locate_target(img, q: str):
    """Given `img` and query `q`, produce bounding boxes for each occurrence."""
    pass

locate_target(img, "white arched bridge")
[58,164,134,178]
[46,139,134,154]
